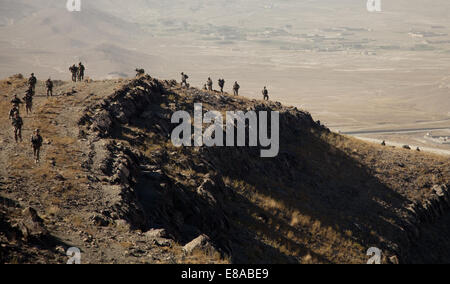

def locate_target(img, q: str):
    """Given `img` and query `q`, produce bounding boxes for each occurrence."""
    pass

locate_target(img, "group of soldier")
[8,63,85,163]
[9,68,267,163]
[69,62,86,82]
[181,72,269,100]
[8,73,44,163]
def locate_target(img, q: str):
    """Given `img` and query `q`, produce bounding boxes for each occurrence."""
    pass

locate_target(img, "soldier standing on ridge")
[31,129,43,164]
[46,78,53,97]
[207,77,213,91]
[69,64,78,82]
[78,62,85,82]
[218,79,225,93]
[12,112,23,143]
[203,84,207,91]
[262,86,269,101]
[233,81,240,96]
[28,73,37,92]
[181,72,189,88]
[136,68,145,78]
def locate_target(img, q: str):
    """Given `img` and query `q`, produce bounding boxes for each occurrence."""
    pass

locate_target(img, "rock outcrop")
[78,77,165,230]
[72,76,450,264]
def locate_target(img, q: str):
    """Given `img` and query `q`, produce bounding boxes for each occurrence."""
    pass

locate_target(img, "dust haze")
[1,0,449,150]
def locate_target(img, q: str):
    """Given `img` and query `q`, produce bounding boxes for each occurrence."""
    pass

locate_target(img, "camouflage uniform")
[262,87,269,101]
[136,69,145,78]
[218,79,225,93]
[28,74,37,92]
[31,129,43,163]
[233,81,240,96]
[207,77,213,91]
[46,79,53,97]
[70,65,78,82]
[9,106,19,120]
[24,93,33,115]
[25,86,34,97]
[11,96,22,108]
[181,73,189,87]
[78,63,85,81]
[12,114,23,143]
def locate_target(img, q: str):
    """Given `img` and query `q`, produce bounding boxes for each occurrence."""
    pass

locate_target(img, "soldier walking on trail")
[233,81,240,96]
[28,73,37,92]
[24,91,33,115]
[31,129,43,164]
[218,79,225,93]
[78,62,85,82]
[46,78,53,97]
[181,72,189,88]
[9,105,19,120]
[69,64,78,82]
[12,112,23,143]
[25,86,35,97]
[262,86,269,101]
[11,95,23,108]
[207,77,213,91]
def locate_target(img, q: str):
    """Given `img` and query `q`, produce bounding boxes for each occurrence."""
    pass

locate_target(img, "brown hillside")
[1,74,449,264]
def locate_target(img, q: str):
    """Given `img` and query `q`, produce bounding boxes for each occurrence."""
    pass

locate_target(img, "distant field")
[0,0,449,150]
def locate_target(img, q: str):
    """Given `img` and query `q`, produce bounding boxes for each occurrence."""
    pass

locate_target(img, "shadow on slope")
[109,83,410,263]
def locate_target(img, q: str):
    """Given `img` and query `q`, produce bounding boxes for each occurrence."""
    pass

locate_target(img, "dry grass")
[182,248,230,264]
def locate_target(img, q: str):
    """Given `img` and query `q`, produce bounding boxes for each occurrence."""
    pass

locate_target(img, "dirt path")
[1,76,228,264]
[0,77,156,263]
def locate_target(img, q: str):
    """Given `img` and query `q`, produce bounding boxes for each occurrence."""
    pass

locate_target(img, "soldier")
[26,86,35,97]
[78,62,85,81]
[12,112,23,143]
[203,84,207,91]
[28,73,37,92]
[9,105,19,120]
[24,91,33,115]
[136,68,145,78]
[181,72,189,88]
[69,64,78,82]
[233,81,240,96]
[207,77,213,91]
[262,86,269,101]
[69,65,74,81]
[31,129,43,164]
[218,79,225,93]
[46,78,54,97]
[11,95,22,108]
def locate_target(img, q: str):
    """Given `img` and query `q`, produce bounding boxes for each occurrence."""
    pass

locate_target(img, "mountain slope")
[0,74,449,264]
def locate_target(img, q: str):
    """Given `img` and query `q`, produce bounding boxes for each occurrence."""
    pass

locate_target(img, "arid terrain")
[0,0,449,150]
[1,0,450,265]
[1,74,450,264]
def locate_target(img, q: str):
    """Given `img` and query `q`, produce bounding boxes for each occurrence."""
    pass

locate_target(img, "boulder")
[145,228,169,239]
[183,234,215,255]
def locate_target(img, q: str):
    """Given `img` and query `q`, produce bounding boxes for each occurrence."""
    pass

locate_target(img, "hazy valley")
[1,0,449,151]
